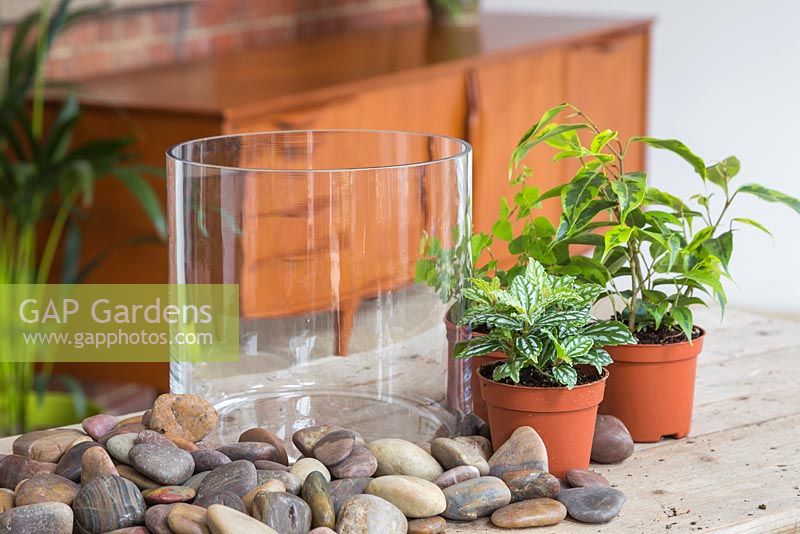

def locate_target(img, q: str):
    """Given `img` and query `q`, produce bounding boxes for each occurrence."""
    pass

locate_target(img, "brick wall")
[2,0,428,80]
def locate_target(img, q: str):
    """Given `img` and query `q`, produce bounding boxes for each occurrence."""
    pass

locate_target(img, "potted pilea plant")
[454,257,636,477]
[487,103,800,441]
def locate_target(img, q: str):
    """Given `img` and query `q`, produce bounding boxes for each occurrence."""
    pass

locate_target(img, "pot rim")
[615,326,706,348]
[477,362,609,392]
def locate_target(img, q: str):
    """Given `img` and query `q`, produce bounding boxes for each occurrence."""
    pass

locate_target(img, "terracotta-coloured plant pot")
[599,329,705,443]
[444,312,506,420]
[445,312,471,415]
[479,364,608,478]
[469,351,505,421]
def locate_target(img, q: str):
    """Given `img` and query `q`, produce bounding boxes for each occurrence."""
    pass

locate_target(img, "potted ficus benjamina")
[455,258,636,477]
[489,103,800,442]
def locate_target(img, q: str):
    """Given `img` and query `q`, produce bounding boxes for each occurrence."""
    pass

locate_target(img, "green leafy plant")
[486,103,800,342]
[1,0,165,436]
[454,258,636,388]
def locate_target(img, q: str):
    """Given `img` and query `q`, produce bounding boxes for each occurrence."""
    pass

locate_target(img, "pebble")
[117,414,144,426]
[591,415,634,464]
[116,464,159,491]
[13,429,87,463]
[302,471,336,529]
[488,426,548,477]
[142,485,196,505]
[292,425,342,457]
[72,475,147,533]
[239,428,289,465]
[367,439,443,480]
[455,435,492,460]
[165,434,200,452]
[253,460,290,472]
[366,475,447,518]
[243,480,285,509]
[0,501,73,534]
[0,455,56,489]
[453,411,492,440]
[441,476,511,520]
[55,441,101,482]
[430,437,490,475]
[0,489,14,512]
[257,470,301,495]
[99,424,146,446]
[14,473,80,506]
[491,498,567,528]
[309,528,337,534]
[167,503,209,534]
[193,491,247,513]
[217,442,276,463]
[144,504,175,534]
[500,469,561,501]
[129,443,195,486]
[251,491,312,534]
[146,394,218,443]
[566,468,610,488]
[191,450,231,473]
[182,471,210,492]
[107,433,139,464]
[206,503,279,533]
[81,446,119,484]
[82,414,119,441]
[432,465,480,489]
[558,486,627,523]
[313,429,356,466]
[335,494,408,534]
[105,526,149,533]
[291,457,331,484]
[407,516,447,534]
[196,460,256,498]
[134,430,175,447]
[330,477,373,515]
[328,445,378,479]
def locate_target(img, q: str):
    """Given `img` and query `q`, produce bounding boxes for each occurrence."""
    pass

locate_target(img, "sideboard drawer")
[241,251,345,317]
[244,206,347,259]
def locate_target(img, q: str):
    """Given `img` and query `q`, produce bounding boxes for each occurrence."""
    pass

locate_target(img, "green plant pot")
[24,392,102,432]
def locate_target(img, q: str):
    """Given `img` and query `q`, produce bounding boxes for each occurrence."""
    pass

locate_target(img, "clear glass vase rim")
[166,128,472,174]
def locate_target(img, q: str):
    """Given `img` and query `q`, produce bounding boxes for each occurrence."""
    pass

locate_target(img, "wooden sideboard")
[54,13,650,390]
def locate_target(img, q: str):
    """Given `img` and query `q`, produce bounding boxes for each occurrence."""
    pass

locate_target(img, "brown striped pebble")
[407,516,447,534]
[142,485,196,505]
[12,429,86,463]
[72,475,146,533]
[490,498,567,528]
[116,464,159,490]
[239,428,289,465]
[432,465,480,489]
[14,473,80,506]
[167,503,209,534]
[81,446,119,484]
[0,455,56,489]
[217,442,275,463]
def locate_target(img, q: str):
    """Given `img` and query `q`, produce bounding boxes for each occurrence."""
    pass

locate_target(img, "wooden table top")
[2,307,797,532]
[67,13,651,120]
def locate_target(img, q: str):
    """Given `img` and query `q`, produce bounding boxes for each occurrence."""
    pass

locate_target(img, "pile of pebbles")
[0,394,635,533]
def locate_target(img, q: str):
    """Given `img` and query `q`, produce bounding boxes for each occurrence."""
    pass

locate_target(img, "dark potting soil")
[634,324,703,345]
[481,361,603,388]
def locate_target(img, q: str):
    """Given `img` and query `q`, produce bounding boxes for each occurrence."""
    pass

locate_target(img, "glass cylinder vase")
[167,130,472,450]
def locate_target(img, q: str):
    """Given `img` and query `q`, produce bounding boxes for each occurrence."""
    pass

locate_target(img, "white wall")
[485,0,800,316]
